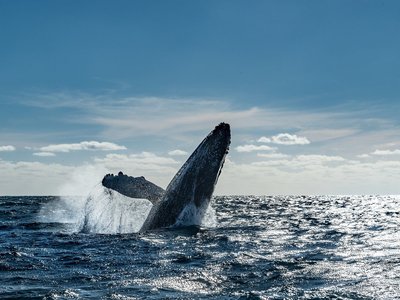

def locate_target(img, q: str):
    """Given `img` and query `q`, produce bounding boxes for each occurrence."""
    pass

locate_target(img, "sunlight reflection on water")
[0,195,399,299]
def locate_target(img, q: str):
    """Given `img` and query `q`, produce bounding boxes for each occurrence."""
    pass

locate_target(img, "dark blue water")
[1,195,400,299]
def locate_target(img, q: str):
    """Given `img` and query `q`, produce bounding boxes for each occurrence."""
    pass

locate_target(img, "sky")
[1,0,400,195]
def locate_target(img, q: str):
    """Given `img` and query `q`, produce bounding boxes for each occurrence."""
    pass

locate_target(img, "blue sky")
[1,0,400,195]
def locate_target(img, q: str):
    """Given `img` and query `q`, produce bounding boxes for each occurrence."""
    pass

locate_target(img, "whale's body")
[100,123,231,232]
[140,122,230,231]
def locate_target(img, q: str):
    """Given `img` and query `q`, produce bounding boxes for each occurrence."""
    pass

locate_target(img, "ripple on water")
[0,195,400,299]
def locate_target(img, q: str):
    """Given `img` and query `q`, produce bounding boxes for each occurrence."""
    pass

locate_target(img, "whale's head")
[166,122,231,207]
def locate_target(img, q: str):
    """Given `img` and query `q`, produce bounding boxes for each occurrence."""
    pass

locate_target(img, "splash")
[38,164,151,233]
[174,200,217,228]
[38,164,217,233]
[82,184,152,233]
[39,183,153,234]
[201,203,218,228]
[38,165,109,232]
[38,195,87,232]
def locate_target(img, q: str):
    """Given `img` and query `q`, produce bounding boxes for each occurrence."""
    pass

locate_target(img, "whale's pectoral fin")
[101,171,165,204]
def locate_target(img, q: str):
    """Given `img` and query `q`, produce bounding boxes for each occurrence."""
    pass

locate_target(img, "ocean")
[1,194,399,299]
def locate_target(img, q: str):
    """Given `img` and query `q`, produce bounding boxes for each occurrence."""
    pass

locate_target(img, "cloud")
[95,152,178,166]
[0,159,75,195]
[0,151,180,195]
[257,137,271,143]
[0,145,16,152]
[33,152,56,157]
[357,154,370,158]
[40,141,127,153]
[257,153,290,159]
[299,129,358,142]
[168,149,188,156]
[258,133,310,145]
[235,144,276,153]
[272,133,310,145]
[10,91,400,195]
[251,154,347,168]
[216,155,400,195]
[295,154,346,163]
[372,149,400,156]
[1,151,400,195]
[92,105,264,139]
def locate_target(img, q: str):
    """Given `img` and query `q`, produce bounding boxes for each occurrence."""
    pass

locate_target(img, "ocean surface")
[1,194,400,299]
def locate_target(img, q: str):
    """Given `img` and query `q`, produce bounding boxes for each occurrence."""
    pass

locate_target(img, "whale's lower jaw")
[140,123,231,232]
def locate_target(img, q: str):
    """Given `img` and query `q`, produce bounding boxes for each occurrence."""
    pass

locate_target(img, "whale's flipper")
[140,122,231,232]
[102,172,165,204]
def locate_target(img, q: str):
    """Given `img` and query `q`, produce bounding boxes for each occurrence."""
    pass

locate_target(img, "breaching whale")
[140,122,230,231]
[99,122,231,232]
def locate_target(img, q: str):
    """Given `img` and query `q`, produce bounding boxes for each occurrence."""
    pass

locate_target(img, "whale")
[140,122,231,231]
[99,122,231,232]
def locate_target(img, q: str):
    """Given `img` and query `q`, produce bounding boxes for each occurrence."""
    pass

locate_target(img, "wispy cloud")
[251,154,346,168]
[0,145,16,152]
[258,133,310,145]
[372,149,400,156]
[299,129,358,142]
[235,144,276,153]
[33,152,56,157]
[257,153,290,159]
[168,149,188,156]
[18,92,357,137]
[295,154,347,164]
[40,141,126,153]
[19,92,400,152]
[95,152,178,166]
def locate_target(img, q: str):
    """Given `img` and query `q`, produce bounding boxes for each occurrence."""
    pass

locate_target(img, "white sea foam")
[174,200,217,228]
[82,184,152,234]
[202,203,218,228]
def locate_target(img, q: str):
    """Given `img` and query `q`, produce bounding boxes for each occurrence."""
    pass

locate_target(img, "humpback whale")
[140,122,230,231]
[100,122,231,232]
